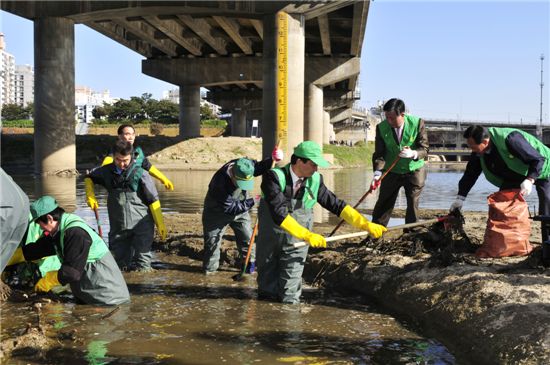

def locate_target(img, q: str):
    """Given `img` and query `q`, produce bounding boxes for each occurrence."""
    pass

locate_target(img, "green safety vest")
[25,214,61,276]
[272,164,320,209]
[56,213,108,263]
[104,146,146,192]
[25,215,43,245]
[480,127,550,187]
[378,114,425,174]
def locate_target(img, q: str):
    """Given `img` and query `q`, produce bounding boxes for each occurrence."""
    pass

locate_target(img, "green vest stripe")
[58,214,108,263]
[272,164,320,209]
[378,114,425,174]
[481,128,550,187]
[25,214,43,245]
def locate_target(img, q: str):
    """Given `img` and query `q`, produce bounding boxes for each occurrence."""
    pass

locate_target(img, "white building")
[14,64,34,107]
[162,88,179,104]
[162,87,222,117]
[0,33,16,107]
[75,86,116,124]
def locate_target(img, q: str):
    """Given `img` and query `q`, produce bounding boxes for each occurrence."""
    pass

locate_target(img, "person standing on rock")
[6,195,130,305]
[85,140,166,272]
[99,124,174,191]
[370,98,429,227]
[202,146,283,275]
[256,141,387,304]
[450,125,550,265]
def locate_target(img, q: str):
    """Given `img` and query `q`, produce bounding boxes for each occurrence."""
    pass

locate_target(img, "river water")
[9,164,541,231]
[5,164,538,364]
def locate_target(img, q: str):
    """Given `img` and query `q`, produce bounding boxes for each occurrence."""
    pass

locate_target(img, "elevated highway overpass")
[425,119,550,161]
[1,0,369,174]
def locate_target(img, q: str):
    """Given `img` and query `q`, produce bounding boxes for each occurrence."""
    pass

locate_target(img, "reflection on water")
[10,164,541,230]
[0,254,456,364]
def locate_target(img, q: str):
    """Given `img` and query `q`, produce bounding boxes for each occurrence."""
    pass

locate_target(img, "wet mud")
[1,209,548,364]
[153,210,549,364]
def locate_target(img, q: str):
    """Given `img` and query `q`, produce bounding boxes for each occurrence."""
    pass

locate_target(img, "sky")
[1,1,549,124]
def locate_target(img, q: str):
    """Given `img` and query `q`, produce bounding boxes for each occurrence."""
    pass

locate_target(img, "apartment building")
[0,33,16,107]
[14,64,34,107]
[163,87,222,117]
[75,86,116,124]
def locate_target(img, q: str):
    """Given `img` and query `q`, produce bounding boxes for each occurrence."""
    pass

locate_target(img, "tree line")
[1,93,219,124]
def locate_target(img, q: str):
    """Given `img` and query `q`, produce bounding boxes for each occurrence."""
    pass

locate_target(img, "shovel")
[93,207,103,239]
[293,215,452,248]
[329,156,401,237]
[232,218,259,281]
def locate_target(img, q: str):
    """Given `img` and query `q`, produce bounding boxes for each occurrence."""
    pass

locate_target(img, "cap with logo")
[293,141,330,168]
[233,158,255,191]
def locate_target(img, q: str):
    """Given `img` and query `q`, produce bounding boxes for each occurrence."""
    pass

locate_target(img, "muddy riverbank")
[2,134,548,363]
[1,134,370,173]
[1,209,548,364]
[153,210,549,364]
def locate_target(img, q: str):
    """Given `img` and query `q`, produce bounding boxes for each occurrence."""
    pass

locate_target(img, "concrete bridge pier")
[323,111,332,145]
[179,85,201,138]
[305,83,324,146]
[35,175,77,212]
[262,13,305,159]
[34,17,76,175]
[231,108,247,137]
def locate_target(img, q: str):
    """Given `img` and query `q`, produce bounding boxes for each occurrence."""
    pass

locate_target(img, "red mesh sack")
[476,189,533,258]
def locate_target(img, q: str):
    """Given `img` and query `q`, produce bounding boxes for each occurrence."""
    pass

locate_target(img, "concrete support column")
[179,85,201,138]
[36,175,77,212]
[304,83,323,145]
[231,108,247,137]
[323,111,331,145]
[262,13,305,159]
[34,17,75,175]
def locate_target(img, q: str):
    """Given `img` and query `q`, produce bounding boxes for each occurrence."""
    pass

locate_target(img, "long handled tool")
[329,157,401,237]
[293,215,451,248]
[93,207,103,239]
[232,218,259,281]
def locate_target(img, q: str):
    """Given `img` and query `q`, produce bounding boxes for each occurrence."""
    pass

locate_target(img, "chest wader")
[57,214,130,305]
[202,188,253,273]
[256,167,319,304]
[104,167,154,271]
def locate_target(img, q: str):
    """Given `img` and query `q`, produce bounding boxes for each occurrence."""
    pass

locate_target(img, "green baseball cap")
[30,195,59,220]
[233,158,255,191]
[293,141,330,168]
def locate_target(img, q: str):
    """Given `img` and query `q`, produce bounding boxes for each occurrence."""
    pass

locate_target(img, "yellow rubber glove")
[340,205,387,238]
[149,165,174,191]
[101,155,113,166]
[6,247,25,267]
[34,271,60,292]
[149,200,167,241]
[84,178,99,210]
[280,215,326,248]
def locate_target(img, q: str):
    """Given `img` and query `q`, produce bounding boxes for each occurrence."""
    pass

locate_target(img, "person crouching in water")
[7,196,130,305]
[85,140,166,272]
